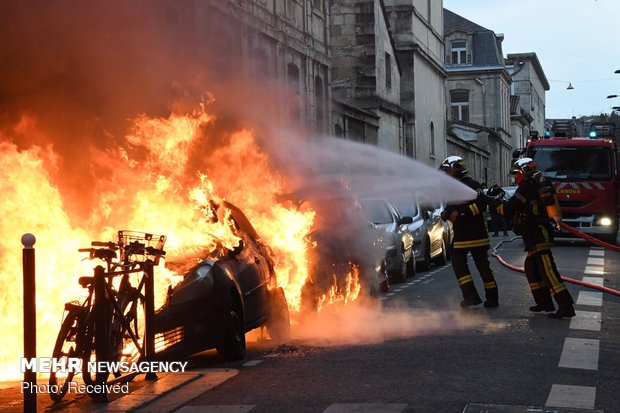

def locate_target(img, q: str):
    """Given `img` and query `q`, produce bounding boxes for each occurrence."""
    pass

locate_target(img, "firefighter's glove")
[552,216,562,231]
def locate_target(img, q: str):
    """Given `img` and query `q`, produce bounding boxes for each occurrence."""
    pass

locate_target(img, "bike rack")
[91,260,158,400]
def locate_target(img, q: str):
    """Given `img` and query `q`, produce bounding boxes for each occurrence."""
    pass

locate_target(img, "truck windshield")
[529,146,612,181]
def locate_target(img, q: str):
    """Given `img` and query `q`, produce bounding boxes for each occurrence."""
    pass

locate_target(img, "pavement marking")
[584,266,604,275]
[177,406,255,413]
[242,360,263,367]
[588,249,604,256]
[545,384,597,410]
[576,291,603,306]
[558,338,599,370]
[133,369,238,413]
[323,403,408,413]
[586,257,604,266]
[582,276,604,286]
[570,310,602,331]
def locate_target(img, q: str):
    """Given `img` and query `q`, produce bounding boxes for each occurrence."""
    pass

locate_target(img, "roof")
[506,52,550,90]
[443,8,504,67]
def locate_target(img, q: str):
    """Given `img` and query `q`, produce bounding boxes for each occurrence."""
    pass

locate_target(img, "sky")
[443,0,620,119]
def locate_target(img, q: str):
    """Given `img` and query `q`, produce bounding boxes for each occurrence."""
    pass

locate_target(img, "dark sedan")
[153,201,290,362]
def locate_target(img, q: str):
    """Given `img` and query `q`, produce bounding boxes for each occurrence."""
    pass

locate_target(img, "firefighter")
[439,156,498,308]
[494,158,575,319]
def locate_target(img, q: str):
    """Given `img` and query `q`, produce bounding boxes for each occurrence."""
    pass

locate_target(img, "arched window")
[287,63,301,120]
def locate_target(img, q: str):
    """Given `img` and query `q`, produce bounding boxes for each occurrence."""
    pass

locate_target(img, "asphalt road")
[2,235,618,413]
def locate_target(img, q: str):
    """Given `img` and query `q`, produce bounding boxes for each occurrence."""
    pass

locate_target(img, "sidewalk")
[0,368,237,413]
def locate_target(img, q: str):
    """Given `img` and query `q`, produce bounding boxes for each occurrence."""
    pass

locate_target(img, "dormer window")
[451,40,467,65]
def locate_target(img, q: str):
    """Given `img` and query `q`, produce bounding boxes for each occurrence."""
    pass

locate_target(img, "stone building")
[168,0,332,134]
[330,0,405,153]
[505,52,550,151]
[384,0,447,167]
[443,8,513,186]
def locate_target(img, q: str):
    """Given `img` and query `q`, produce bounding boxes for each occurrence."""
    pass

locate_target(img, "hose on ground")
[491,232,620,297]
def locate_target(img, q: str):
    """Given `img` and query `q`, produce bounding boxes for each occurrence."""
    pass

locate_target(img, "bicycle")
[48,231,166,402]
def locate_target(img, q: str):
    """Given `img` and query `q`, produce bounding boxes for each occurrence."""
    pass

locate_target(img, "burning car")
[154,201,290,362]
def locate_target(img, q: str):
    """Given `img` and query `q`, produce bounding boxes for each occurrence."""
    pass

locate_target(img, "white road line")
[586,257,604,266]
[588,249,604,256]
[177,406,255,413]
[558,338,599,370]
[545,384,596,410]
[576,291,603,306]
[582,276,604,286]
[242,360,263,367]
[584,266,604,275]
[570,310,602,331]
[323,403,408,413]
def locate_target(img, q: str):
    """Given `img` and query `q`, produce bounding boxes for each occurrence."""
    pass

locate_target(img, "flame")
[0,102,363,380]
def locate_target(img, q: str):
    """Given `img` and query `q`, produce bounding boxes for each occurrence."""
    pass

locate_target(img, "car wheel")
[444,235,453,261]
[216,296,246,362]
[406,251,416,278]
[388,251,407,283]
[266,287,291,343]
[417,238,431,271]
[434,238,448,266]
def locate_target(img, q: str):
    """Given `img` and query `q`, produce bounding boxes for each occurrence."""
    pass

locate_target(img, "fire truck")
[517,122,619,244]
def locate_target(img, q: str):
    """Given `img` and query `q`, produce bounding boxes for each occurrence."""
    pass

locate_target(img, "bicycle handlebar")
[92,241,117,249]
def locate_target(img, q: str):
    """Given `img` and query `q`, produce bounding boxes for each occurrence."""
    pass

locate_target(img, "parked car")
[359,198,415,283]
[484,186,517,234]
[296,194,391,312]
[154,201,290,362]
[390,195,448,271]
[435,202,454,261]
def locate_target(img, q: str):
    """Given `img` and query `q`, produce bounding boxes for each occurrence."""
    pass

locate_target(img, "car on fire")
[153,201,290,362]
[298,194,391,312]
[359,198,415,283]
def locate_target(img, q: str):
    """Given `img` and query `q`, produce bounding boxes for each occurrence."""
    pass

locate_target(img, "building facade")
[443,8,513,186]
[330,0,405,153]
[506,52,550,150]
[384,0,447,167]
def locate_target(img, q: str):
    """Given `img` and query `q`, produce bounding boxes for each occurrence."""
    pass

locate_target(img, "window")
[451,40,467,65]
[450,90,470,122]
[314,76,325,132]
[430,122,435,156]
[385,53,392,89]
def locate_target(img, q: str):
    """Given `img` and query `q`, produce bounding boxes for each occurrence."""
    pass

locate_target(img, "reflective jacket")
[443,176,490,249]
[500,173,560,252]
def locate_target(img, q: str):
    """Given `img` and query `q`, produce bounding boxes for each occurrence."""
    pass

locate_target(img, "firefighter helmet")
[510,157,539,184]
[439,155,468,178]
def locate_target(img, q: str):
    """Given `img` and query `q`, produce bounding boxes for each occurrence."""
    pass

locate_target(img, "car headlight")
[598,216,613,226]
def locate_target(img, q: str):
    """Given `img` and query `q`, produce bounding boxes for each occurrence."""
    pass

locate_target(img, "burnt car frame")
[154,201,290,362]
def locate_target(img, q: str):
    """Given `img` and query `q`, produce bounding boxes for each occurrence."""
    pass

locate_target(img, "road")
[1,236,618,413]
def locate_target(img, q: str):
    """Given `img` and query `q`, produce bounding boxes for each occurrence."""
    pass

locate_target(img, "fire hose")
[491,222,620,297]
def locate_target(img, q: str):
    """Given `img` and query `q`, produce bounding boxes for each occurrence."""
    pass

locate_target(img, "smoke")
[0,0,484,355]
[293,299,506,345]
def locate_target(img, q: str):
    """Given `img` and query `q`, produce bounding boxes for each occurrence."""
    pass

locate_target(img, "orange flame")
[0,103,363,380]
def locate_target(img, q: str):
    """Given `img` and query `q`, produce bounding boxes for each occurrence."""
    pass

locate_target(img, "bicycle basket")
[117,230,167,265]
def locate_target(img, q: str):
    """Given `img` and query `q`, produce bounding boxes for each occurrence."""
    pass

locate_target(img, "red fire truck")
[519,129,619,244]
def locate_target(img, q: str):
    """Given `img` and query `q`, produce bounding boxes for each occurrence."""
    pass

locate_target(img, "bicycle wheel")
[109,288,144,381]
[79,314,97,387]
[49,308,80,402]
